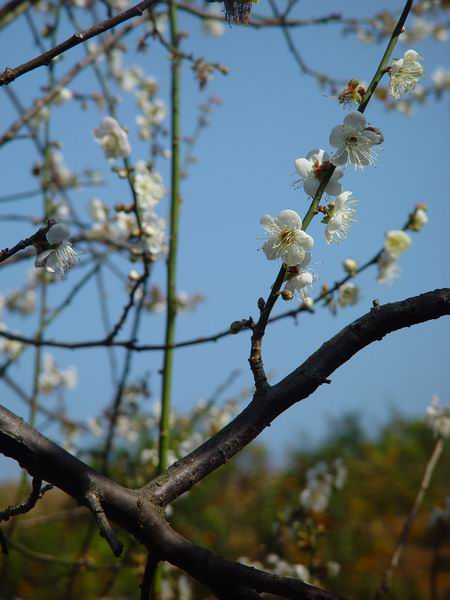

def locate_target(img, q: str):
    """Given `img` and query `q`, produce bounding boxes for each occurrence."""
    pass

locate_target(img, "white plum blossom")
[384,230,412,257]
[0,323,24,358]
[329,111,383,169]
[283,253,316,300]
[142,213,167,258]
[52,87,73,105]
[338,282,360,307]
[426,395,450,439]
[408,206,428,232]
[324,191,357,243]
[294,149,344,197]
[260,210,314,267]
[39,353,78,394]
[284,270,315,300]
[400,18,433,43]
[343,258,358,275]
[389,50,424,99]
[93,116,131,160]
[134,161,166,212]
[431,67,450,92]
[35,223,77,279]
[202,3,225,37]
[300,459,347,513]
[377,252,401,285]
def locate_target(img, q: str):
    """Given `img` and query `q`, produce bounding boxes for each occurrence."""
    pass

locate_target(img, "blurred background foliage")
[1,412,449,599]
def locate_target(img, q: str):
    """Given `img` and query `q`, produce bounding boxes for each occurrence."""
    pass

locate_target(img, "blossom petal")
[329,125,345,148]
[325,179,343,196]
[46,223,70,245]
[260,214,278,235]
[34,249,52,268]
[296,230,314,250]
[283,244,305,267]
[262,239,279,261]
[294,158,312,178]
[276,210,302,230]
[304,177,320,197]
[343,111,366,132]
[306,148,329,164]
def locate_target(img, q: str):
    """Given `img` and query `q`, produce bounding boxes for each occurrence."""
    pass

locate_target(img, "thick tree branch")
[146,288,450,505]
[0,404,342,599]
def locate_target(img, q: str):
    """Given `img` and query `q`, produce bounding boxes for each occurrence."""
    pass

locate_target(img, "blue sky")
[0,1,449,480]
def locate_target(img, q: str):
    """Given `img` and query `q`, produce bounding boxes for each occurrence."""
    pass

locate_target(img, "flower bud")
[281,289,294,301]
[128,270,141,282]
[230,321,244,334]
[342,258,358,276]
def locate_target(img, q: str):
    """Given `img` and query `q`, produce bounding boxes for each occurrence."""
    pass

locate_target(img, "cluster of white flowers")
[35,223,78,280]
[377,230,412,285]
[338,282,360,307]
[0,288,36,316]
[141,286,205,314]
[87,163,167,260]
[426,395,450,439]
[400,17,447,44]
[432,66,450,93]
[39,353,78,394]
[0,323,24,358]
[93,116,131,161]
[300,459,347,513]
[47,151,77,189]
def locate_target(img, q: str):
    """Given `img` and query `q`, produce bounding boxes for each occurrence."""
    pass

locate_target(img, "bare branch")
[0,219,54,264]
[140,553,158,600]
[85,491,123,557]
[0,0,158,86]
[0,477,51,522]
[0,15,144,146]
[375,436,446,599]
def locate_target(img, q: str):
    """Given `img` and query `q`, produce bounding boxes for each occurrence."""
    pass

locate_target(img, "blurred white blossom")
[93,116,131,160]
[427,395,450,439]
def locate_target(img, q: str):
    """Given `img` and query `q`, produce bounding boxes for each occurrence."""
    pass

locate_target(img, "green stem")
[158,0,181,475]
[152,2,181,597]
[358,0,413,113]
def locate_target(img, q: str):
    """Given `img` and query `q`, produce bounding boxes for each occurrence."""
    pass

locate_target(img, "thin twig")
[85,491,123,557]
[140,554,159,600]
[375,437,446,599]
[0,15,144,146]
[0,478,52,522]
